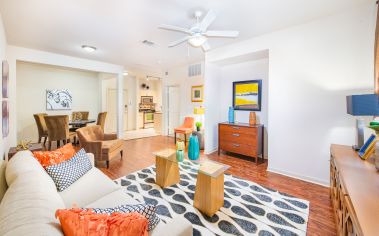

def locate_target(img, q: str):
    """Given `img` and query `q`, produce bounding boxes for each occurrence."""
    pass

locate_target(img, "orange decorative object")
[55,208,148,236]
[174,117,195,145]
[33,143,76,168]
[249,112,256,125]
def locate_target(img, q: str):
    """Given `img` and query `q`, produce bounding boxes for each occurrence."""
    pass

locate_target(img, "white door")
[167,86,180,136]
[106,89,128,133]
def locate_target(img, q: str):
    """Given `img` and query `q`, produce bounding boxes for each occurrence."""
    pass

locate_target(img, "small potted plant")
[195,121,202,132]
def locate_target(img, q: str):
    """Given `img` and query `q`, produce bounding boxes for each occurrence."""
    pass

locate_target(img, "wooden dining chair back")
[45,115,76,150]
[33,113,48,145]
[96,112,107,130]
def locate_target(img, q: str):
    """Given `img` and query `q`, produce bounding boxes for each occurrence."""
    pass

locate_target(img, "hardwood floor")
[97,135,336,236]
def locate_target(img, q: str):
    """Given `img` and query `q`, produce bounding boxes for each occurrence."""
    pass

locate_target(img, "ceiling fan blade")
[199,10,216,31]
[204,30,239,38]
[201,41,211,52]
[168,36,191,47]
[158,24,191,34]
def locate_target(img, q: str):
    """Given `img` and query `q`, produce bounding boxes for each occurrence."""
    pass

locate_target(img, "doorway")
[166,86,180,136]
[106,89,128,133]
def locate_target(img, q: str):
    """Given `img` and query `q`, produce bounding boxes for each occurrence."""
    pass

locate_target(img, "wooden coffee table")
[194,160,230,217]
[154,149,180,188]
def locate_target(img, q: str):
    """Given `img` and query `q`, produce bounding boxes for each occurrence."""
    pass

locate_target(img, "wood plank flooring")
[97,135,336,236]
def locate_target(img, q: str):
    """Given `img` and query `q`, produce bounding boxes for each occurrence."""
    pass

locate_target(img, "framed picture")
[191,85,203,102]
[2,60,9,98]
[2,101,9,138]
[46,89,72,110]
[233,80,262,111]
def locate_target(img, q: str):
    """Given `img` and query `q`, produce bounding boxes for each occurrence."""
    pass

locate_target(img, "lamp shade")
[346,94,379,116]
[194,107,205,115]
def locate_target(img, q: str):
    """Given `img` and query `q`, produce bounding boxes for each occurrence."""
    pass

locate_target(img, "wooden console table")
[330,144,379,236]
[218,122,264,164]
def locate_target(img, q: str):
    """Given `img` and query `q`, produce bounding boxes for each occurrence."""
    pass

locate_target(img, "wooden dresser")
[218,122,264,164]
[330,144,379,236]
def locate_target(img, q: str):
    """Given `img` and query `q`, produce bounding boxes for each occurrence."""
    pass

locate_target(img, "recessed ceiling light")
[123,71,129,76]
[81,45,97,52]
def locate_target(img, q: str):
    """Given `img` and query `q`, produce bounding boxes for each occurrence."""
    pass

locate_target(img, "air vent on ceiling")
[188,64,202,77]
[142,40,155,46]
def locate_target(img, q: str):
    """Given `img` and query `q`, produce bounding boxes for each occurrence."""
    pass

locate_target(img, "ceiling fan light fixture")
[188,35,207,47]
[81,45,97,52]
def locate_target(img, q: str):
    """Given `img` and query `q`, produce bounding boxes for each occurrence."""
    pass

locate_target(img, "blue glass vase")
[188,132,200,160]
[228,106,235,123]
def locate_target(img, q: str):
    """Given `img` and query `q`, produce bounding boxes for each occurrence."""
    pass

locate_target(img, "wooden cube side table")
[194,161,230,217]
[7,143,44,160]
[154,149,180,188]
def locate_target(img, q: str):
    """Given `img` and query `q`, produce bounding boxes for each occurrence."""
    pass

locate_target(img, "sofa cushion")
[46,149,92,192]
[59,167,120,207]
[85,189,139,208]
[101,139,124,154]
[0,171,65,235]
[2,223,63,236]
[0,160,7,202]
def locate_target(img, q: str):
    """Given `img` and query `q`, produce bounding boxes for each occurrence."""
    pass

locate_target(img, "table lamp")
[346,94,379,150]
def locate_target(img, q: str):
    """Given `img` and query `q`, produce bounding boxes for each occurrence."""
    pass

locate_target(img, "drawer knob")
[233,144,240,147]
[232,126,240,130]
[232,133,240,137]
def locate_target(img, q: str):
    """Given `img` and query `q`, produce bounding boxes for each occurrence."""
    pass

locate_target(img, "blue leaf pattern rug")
[114,160,309,236]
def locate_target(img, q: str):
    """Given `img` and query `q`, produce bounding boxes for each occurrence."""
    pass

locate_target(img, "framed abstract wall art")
[233,80,262,111]
[2,60,9,98]
[46,89,72,110]
[191,85,203,102]
[2,101,9,138]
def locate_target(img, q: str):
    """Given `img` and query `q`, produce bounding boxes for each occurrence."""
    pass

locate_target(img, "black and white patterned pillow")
[46,148,92,192]
[91,204,160,231]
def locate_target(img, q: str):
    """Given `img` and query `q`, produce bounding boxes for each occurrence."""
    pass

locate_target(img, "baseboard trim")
[267,167,329,188]
[204,148,218,155]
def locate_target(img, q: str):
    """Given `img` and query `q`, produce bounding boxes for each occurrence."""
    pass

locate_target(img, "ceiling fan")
[159,10,239,52]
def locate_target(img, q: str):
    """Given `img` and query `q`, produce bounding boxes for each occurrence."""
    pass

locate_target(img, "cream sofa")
[0,151,192,236]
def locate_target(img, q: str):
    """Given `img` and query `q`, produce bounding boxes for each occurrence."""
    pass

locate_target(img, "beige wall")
[16,61,100,142]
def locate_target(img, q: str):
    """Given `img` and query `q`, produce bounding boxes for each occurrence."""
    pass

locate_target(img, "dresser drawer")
[219,124,256,135]
[219,141,257,157]
[220,131,257,145]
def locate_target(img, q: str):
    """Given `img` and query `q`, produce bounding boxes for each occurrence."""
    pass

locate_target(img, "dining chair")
[70,111,90,132]
[45,115,76,150]
[33,113,48,145]
[174,117,195,145]
[96,112,107,130]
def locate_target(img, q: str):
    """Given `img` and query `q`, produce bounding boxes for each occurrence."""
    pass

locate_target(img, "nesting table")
[194,161,230,217]
[154,149,180,188]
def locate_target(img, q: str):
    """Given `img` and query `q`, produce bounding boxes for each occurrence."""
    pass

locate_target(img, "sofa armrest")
[86,153,95,167]
[103,133,118,140]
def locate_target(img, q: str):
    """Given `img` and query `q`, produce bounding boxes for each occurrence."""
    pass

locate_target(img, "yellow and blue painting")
[233,80,262,111]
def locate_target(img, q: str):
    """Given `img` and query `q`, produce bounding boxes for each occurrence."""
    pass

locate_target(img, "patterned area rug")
[114,160,310,236]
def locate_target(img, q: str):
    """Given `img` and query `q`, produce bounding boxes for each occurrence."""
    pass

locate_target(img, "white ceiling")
[0,0,370,72]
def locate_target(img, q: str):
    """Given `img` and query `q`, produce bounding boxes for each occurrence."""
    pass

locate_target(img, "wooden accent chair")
[44,115,76,150]
[76,125,123,168]
[33,113,48,145]
[96,112,107,130]
[174,117,195,145]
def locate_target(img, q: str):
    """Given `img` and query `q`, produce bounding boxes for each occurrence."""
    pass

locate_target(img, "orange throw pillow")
[33,143,76,168]
[55,208,148,236]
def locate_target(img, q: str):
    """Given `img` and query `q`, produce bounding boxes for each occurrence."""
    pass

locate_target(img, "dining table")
[69,119,96,127]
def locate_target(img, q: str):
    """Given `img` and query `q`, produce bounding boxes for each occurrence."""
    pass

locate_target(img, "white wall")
[163,62,205,134]
[0,14,8,159]
[16,62,101,141]
[218,58,269,157]
[205,2,376,186]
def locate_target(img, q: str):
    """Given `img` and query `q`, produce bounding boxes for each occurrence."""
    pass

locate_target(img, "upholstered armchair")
[76,125,123,168]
